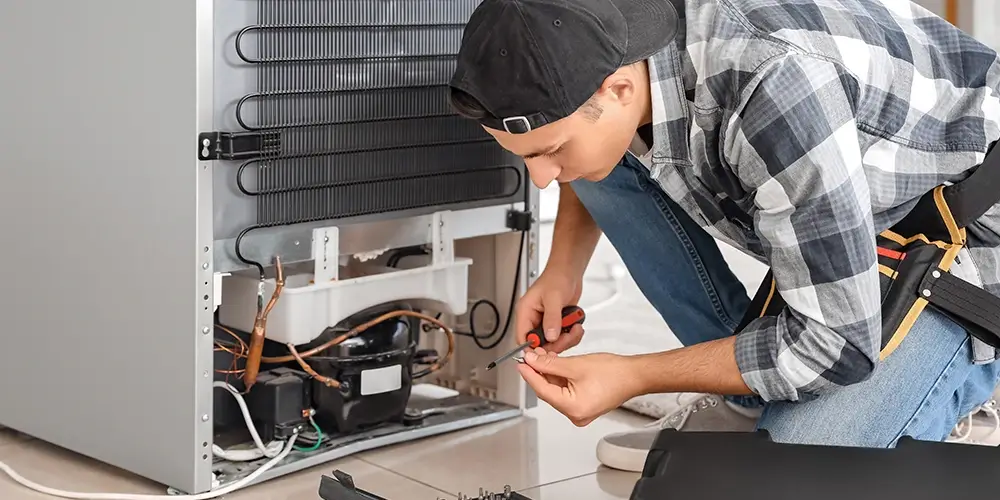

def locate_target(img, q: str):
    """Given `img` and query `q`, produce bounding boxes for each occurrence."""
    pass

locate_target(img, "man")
[449,0,1000,472]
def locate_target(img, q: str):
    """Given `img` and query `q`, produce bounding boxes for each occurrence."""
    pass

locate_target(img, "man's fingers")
[514,299,541,345]
[522,349,578,378]
[544,324,584,354]
[516,363,567,405]
[541,295,566,341]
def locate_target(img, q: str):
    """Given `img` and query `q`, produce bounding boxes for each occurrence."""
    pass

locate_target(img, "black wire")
[235,226,266,280]
[387,246,429,268]
[452,299,501,339]
[473,230,526,350]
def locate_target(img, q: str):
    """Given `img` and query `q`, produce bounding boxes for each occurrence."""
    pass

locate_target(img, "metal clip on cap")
[502,116,532,134]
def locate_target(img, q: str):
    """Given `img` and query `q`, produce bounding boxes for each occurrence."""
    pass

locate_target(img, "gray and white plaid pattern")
[645,0,1000,402]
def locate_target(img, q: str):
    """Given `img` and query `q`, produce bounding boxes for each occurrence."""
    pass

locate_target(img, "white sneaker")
[596,393,761,472]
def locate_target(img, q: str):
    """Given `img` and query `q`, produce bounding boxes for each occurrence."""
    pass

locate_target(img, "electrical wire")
[581,264,627,314]
[472,230,525,350]
[293,415,325,453]
[0,383,299,500]
[451,299,502,340]
[213,382,283,459]
[386,246,428,268]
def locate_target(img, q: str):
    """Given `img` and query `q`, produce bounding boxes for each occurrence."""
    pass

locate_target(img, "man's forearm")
[548,184,603,277]
[627,336,754,398]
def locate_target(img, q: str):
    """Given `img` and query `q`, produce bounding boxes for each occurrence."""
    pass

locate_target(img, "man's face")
[482,68,647,188]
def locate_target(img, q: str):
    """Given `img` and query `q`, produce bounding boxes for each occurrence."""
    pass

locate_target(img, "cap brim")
[613,0,681,64]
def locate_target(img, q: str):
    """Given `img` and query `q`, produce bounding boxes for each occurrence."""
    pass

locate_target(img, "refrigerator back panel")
[211,0,525,241]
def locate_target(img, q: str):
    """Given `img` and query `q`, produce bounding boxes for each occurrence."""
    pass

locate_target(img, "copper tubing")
[288,343,340,388]
[260,310,457,377]
[242,256,285,390]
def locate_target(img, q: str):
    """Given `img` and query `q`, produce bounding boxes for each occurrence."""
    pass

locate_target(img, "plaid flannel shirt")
[646,0,1000,402]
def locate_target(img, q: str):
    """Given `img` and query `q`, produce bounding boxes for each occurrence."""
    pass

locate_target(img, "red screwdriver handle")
[524,306,587,348]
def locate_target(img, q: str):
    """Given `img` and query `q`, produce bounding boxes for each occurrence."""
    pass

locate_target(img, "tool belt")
[736,142,1000,358]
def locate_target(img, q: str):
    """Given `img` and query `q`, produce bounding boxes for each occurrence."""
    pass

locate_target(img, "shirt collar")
[645,32,693,167]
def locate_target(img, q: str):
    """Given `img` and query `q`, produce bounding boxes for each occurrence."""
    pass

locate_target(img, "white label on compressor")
[360,365,403,396]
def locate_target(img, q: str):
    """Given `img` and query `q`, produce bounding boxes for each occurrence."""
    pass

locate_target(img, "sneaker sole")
[596,438,649,473]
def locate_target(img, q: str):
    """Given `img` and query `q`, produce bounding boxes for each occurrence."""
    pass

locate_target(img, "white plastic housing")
[217,258,473,346]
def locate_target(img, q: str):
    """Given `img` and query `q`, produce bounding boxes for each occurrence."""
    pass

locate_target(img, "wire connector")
[505,210,534,231]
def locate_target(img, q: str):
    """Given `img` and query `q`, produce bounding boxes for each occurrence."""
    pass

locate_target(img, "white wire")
[0,382,297,499]
[582,264,626,314]
[210,382,282,461]
[947,399,1000,444]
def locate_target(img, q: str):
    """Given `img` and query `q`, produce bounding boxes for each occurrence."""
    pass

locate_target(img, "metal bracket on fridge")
[312,226,340,283]
[431,211,455,266]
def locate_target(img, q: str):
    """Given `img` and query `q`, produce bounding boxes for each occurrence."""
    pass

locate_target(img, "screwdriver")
[486,305,586,370]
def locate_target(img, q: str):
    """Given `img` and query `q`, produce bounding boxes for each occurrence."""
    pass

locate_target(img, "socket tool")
[486,305,586,370]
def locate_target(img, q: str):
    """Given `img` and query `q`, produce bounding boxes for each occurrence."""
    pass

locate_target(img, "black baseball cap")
[449,0,680,134]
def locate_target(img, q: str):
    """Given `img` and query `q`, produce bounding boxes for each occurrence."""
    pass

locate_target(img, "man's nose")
[526,160,559,189]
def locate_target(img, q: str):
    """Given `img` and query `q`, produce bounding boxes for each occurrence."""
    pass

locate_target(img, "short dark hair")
[448,87,604,125]
[449,87,489,120]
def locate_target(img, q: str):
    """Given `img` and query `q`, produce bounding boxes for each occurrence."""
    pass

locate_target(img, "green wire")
[294,417,324,453]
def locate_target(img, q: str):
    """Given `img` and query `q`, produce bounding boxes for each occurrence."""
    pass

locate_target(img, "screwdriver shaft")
[486,341,532,370]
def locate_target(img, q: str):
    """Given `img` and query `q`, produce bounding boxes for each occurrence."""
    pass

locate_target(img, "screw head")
[529,270,538,278]
[202,326,211,335]
[201,414,210,422]
[922,289,932,297]
[202,138,210,147]
[202,262,209,270]
[324,236,330,243]
[932,270,941,278]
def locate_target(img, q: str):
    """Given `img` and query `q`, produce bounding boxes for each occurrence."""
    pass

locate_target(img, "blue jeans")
[570,154,1000,446]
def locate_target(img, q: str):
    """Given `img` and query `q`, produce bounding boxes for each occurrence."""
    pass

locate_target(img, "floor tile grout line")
[520,470,603,492]
[354,457,458,498]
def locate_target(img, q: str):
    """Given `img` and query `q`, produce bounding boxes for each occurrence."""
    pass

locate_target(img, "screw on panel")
[922,289,932,297]
[202,326,211,335]
[201,414,210,422]
[202,262,210,270]
[529,270,538,278]
[932,270,941,278]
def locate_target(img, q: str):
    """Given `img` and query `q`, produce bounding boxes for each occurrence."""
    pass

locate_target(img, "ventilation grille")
[234,0,524,230]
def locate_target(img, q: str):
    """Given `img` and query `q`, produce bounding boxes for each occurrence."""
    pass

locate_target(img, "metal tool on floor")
[486,305,586,370]
[318,470,533,500]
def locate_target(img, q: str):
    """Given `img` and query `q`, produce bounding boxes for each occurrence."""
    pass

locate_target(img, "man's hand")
[515,270,586,353]
[516,348,643,426]
[517,338,755,426]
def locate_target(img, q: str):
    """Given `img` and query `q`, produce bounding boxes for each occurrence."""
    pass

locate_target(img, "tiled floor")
[2,186,998,499]
[0,406,650,499]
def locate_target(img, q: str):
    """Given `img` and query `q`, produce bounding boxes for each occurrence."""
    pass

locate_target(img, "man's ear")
[599,70,638,106]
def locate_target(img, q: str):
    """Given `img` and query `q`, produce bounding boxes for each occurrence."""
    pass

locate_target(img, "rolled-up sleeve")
[728,54,882,402]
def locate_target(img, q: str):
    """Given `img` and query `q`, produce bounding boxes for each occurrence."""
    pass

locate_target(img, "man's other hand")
[516,348,642,426]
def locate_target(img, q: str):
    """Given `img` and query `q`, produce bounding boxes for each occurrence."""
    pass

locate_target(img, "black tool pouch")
[736,142,1000,357]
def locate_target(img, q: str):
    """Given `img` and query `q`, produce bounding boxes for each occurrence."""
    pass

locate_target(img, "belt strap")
[943,141,1000,227]
[919,265,1000,349]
